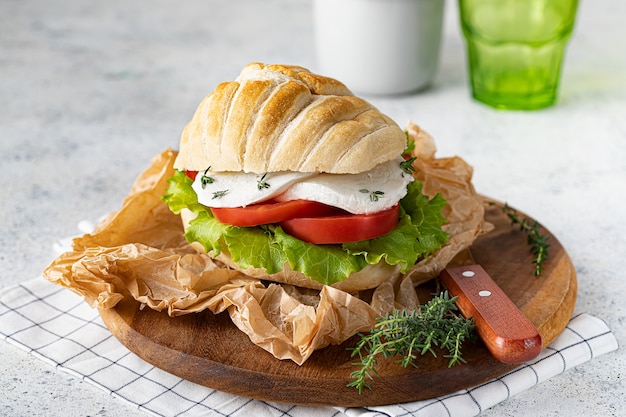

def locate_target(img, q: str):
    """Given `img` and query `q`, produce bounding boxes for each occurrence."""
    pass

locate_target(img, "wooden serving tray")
[99,202,577,407]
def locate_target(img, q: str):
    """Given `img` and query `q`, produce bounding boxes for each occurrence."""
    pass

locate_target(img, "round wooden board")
[99,201,577,407]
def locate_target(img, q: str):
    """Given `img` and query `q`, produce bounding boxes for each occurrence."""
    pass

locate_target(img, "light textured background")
[1,0,624,416]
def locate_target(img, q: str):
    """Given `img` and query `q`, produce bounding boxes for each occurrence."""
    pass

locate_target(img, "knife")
[440,264,542,363]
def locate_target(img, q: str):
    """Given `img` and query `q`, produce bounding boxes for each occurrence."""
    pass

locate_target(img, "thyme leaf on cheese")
[348,291,475,393]
[200,167,215,189]
[257,173,271,191]
[212,190,229,199]
[360,189,385,202]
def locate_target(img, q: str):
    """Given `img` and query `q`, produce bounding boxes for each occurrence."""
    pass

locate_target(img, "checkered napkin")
[0,278,618,417]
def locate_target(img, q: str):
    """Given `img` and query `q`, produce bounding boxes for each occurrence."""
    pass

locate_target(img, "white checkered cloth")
[0,278,618,417]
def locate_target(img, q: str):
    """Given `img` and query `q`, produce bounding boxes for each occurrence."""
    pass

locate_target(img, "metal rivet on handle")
[462,270,475,277]
[478,290,492,297]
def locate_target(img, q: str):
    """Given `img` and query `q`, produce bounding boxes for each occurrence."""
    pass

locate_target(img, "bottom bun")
[180,208,402,292]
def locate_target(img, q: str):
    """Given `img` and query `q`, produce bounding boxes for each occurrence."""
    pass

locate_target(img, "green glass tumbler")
[459,0,579,110]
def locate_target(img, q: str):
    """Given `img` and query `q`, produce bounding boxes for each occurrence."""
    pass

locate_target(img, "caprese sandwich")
[163,63,449,292]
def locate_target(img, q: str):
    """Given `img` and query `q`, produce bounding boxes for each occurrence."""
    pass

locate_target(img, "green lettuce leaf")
[224,226,287,274]
[163,170,449,286]
[274,227,369,286]
[343,182,449,271]
[184,211,229,255]
[162,170,205,214]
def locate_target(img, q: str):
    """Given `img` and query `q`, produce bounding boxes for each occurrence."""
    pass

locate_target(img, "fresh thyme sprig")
[400,157,417,175]
[348,291,475,394]
[496,202,550,276]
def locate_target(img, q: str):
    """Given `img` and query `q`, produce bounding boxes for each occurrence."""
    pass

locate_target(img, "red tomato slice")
[280,204,400,244]
[186,170,199,181]
[210,199,340,227]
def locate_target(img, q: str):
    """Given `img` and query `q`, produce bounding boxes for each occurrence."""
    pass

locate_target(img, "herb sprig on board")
[496,202,550,276]
[348,291,475,393]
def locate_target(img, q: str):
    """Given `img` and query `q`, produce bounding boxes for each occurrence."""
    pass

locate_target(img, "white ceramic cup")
[313,0,444,95]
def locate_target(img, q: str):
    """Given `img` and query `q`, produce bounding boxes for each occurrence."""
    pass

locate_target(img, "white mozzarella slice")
[275,157,413,214]
[192,170,316,207]
[192,157,413,214]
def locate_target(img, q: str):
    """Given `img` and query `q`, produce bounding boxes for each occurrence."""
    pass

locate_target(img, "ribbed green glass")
[459,0,579,110]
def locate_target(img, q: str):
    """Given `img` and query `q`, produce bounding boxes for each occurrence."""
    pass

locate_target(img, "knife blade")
[439,264,542,363]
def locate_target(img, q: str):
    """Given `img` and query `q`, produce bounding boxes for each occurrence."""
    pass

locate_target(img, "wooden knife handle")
[440,265,542,363]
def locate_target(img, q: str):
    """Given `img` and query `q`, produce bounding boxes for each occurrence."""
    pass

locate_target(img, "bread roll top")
[174,62,406,174]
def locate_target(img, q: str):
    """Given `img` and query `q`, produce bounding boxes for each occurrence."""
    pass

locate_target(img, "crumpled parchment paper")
[43,122,492,365]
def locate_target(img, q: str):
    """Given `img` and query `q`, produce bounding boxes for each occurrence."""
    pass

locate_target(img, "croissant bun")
[174,62,406,174]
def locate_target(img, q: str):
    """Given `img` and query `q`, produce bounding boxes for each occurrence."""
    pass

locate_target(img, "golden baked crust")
[174,62,406,174]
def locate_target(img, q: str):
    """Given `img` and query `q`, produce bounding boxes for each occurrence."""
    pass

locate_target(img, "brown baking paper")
[43,122,491,365]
